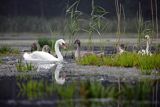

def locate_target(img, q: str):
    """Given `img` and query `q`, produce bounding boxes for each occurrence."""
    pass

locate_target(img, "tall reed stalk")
[137,2,144,49]
[151,0,154,37]
[115,0,122,45]
[84,0,107,51]
[122,6,126,34]
[65,0,81,49]
[155,0,159,52]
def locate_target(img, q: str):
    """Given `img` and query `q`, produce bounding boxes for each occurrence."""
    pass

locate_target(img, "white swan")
[138,35,152,56]
[54,63,65,85]
[117,44,125,54]
[23,39,67,63]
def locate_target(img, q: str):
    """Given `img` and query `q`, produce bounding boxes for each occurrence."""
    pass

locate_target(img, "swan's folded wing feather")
[23,51,59,63]
[31,51,58,61]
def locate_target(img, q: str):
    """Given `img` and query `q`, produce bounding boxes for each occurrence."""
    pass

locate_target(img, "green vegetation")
[77,53,160,74]
[65,0,81,48]
[38,37,55,51]
[16,59,34,72]
[17,79,156,102]
[0,45,19,55]
[85,0,108,50]
[38,37,52,47]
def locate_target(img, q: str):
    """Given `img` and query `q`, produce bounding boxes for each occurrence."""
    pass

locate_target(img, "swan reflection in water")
[53,63,65,85]
[36,63,65,85]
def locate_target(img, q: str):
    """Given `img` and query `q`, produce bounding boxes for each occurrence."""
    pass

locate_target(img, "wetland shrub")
[78,53,160,72]
[38,37,55,51]
[38,37,52,48]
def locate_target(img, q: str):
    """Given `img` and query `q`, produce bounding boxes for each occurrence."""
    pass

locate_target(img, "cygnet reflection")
[54,63,65,85]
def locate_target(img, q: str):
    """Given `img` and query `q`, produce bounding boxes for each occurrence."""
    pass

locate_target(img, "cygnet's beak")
[61,43,68,49]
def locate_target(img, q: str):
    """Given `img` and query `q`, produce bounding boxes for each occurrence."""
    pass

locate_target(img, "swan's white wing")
[31,51,58,61]
[23,51,59,64]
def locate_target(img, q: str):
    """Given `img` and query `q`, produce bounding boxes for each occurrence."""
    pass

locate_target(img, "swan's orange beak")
[61,43,68,49]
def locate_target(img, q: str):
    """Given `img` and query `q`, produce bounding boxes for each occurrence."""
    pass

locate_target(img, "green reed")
[16,59,34,72]
[65,0,81,48]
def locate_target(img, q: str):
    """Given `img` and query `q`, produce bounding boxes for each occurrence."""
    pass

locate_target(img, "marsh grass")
[16,59,34,72]
[78,53,160,74]
[0,45,19,55]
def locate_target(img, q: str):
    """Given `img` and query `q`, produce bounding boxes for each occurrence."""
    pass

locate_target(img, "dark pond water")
[0,75,160,107]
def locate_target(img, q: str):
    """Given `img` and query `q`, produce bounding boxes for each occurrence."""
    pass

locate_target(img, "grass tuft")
[16,59,34,72]
[0,45,19,55]
[78,53,160,74]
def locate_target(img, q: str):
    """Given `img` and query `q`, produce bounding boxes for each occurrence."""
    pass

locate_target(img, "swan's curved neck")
[76,44,80,58]
[55,42,63,61]
[146,38,150,54]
